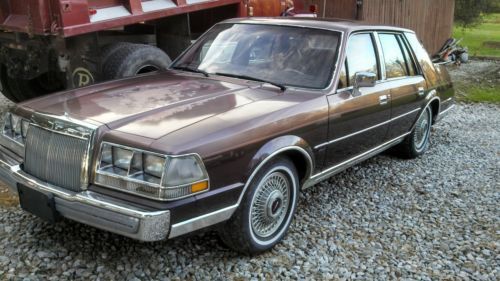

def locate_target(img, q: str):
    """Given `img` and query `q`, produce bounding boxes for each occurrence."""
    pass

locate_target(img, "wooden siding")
[305,0,357,19]
[304,0,455,54]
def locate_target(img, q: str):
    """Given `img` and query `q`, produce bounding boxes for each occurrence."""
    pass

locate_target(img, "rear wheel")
[393,106,433,159]
[101,43,172,80]
[0,66,65,102]
[218,157,299,254]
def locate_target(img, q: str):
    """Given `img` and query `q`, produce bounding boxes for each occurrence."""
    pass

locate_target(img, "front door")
[323,33,391,168]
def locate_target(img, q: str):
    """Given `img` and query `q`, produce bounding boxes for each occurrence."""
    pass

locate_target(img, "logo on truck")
[72,67,94,87]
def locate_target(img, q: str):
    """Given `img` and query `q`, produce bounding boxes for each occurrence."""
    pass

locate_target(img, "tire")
[101,43,172,80]
[393,106,433,159]
[218,157,299,254]
[99,42,136,74]
[0,66,64,103]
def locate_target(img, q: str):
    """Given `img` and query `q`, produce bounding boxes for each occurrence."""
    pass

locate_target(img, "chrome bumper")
[0,146,170,242]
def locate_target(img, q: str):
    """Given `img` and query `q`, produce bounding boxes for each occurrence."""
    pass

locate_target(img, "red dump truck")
[0,0,313,102]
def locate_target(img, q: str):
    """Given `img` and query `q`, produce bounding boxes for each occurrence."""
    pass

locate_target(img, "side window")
[345,34,378,86]
[378,33,407,78]
[397,35,418,76]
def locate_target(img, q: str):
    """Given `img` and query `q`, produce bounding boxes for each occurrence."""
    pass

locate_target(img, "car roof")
[222,17,415,35]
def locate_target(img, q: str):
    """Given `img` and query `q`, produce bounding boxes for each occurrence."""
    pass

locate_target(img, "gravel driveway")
[0,66,499,280]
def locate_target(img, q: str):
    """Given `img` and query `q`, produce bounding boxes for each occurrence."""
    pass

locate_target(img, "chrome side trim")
[304,132,410,189]
[235,146,313,206]
[169,204,238,238]
[315,108,420,149]
[442,97,453,104]
[412,96,440,130]
[437,104,455,120]
[168,145,313,238]
[173,132,411,235]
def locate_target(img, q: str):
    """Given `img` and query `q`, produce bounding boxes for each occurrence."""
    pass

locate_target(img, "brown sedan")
[0,18,454,253]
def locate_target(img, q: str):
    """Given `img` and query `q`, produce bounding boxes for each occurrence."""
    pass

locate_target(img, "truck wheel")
[218,157,299,254]
[393,106,433,159]
[101,43,171,80]
[0,66,64,102]
[99,42,134,73]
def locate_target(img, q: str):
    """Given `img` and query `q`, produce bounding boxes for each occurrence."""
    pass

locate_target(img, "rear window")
[378,33,407,78]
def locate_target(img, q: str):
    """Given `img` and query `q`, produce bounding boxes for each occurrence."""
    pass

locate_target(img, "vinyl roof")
[222,17,415,35]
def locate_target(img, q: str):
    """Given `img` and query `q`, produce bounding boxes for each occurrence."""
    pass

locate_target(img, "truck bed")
[0,0,243,37]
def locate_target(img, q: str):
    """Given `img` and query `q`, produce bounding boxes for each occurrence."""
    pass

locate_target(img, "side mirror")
[354,71,377,88]
[352,71,377,96]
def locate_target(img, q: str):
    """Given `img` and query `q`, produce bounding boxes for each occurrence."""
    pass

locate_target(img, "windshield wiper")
[172,65,209,77]
[214,72,286,91]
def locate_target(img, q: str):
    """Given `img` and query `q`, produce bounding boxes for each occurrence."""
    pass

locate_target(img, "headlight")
[95,142,209,201]
[2,112,30,144]
[1,112,30,157]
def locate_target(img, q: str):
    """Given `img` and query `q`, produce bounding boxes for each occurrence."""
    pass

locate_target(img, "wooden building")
[303,0,455,54]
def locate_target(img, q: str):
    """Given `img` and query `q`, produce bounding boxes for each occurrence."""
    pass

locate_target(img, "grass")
[455,83,500,104]
[452,13,500,57]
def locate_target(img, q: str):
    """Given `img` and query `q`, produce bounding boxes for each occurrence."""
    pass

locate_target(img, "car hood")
[20,72,279,139]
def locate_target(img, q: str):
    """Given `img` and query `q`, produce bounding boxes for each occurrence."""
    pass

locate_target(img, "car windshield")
[172,23,341,89]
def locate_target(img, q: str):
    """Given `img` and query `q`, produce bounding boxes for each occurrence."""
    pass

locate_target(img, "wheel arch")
[429,99,440,124]
[236,135,315,206]
[412,91,440,130]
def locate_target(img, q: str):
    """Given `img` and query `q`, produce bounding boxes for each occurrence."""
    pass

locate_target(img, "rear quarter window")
[405,32,440,85]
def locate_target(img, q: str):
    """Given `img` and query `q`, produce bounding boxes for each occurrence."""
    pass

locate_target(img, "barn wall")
[304,0,455,54]
[304,0,357,19]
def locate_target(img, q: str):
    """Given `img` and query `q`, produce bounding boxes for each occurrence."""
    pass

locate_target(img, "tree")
[454,0,498,28]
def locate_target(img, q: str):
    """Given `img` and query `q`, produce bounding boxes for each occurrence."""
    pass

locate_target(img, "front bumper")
[0,146,170,242]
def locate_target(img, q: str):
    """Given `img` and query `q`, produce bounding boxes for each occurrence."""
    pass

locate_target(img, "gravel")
[0,64,499,280]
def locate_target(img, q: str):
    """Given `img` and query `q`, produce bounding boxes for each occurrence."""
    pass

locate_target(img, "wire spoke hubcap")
[414,109,431,150]
[250,171,290,238]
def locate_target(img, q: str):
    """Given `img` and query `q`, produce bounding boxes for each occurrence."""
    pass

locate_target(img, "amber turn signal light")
[191,181,209,193]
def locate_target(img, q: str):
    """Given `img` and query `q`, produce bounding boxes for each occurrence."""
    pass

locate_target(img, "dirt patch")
[482,41,500,48]
[446,59,500,85]
[0,183,18,208]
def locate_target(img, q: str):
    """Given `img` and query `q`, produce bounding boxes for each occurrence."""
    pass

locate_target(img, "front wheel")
[393,106,433,159]
[218,157,299,254]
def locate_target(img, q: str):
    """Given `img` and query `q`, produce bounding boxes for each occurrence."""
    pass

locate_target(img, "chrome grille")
[24,125,90,192]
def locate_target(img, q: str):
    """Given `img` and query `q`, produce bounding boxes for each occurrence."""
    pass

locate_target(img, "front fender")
[246,135,314,179]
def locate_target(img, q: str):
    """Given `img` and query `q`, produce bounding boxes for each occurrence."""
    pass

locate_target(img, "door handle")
[379,95,389,105]
[418,87,425,96]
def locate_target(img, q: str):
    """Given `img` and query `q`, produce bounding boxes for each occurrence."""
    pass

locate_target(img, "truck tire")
[101,43,172,80]
[0,66,64,103]
[99,42,134,73]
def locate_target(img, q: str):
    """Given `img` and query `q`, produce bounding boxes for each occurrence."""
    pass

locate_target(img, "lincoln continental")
[0,18,454,253]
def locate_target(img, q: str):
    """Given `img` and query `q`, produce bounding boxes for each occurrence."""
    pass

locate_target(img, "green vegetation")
[452,13,500,57]
[455,84,500,104]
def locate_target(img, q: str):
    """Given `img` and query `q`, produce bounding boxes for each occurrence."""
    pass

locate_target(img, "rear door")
[376,32,427,139]
[323,33,391,167]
